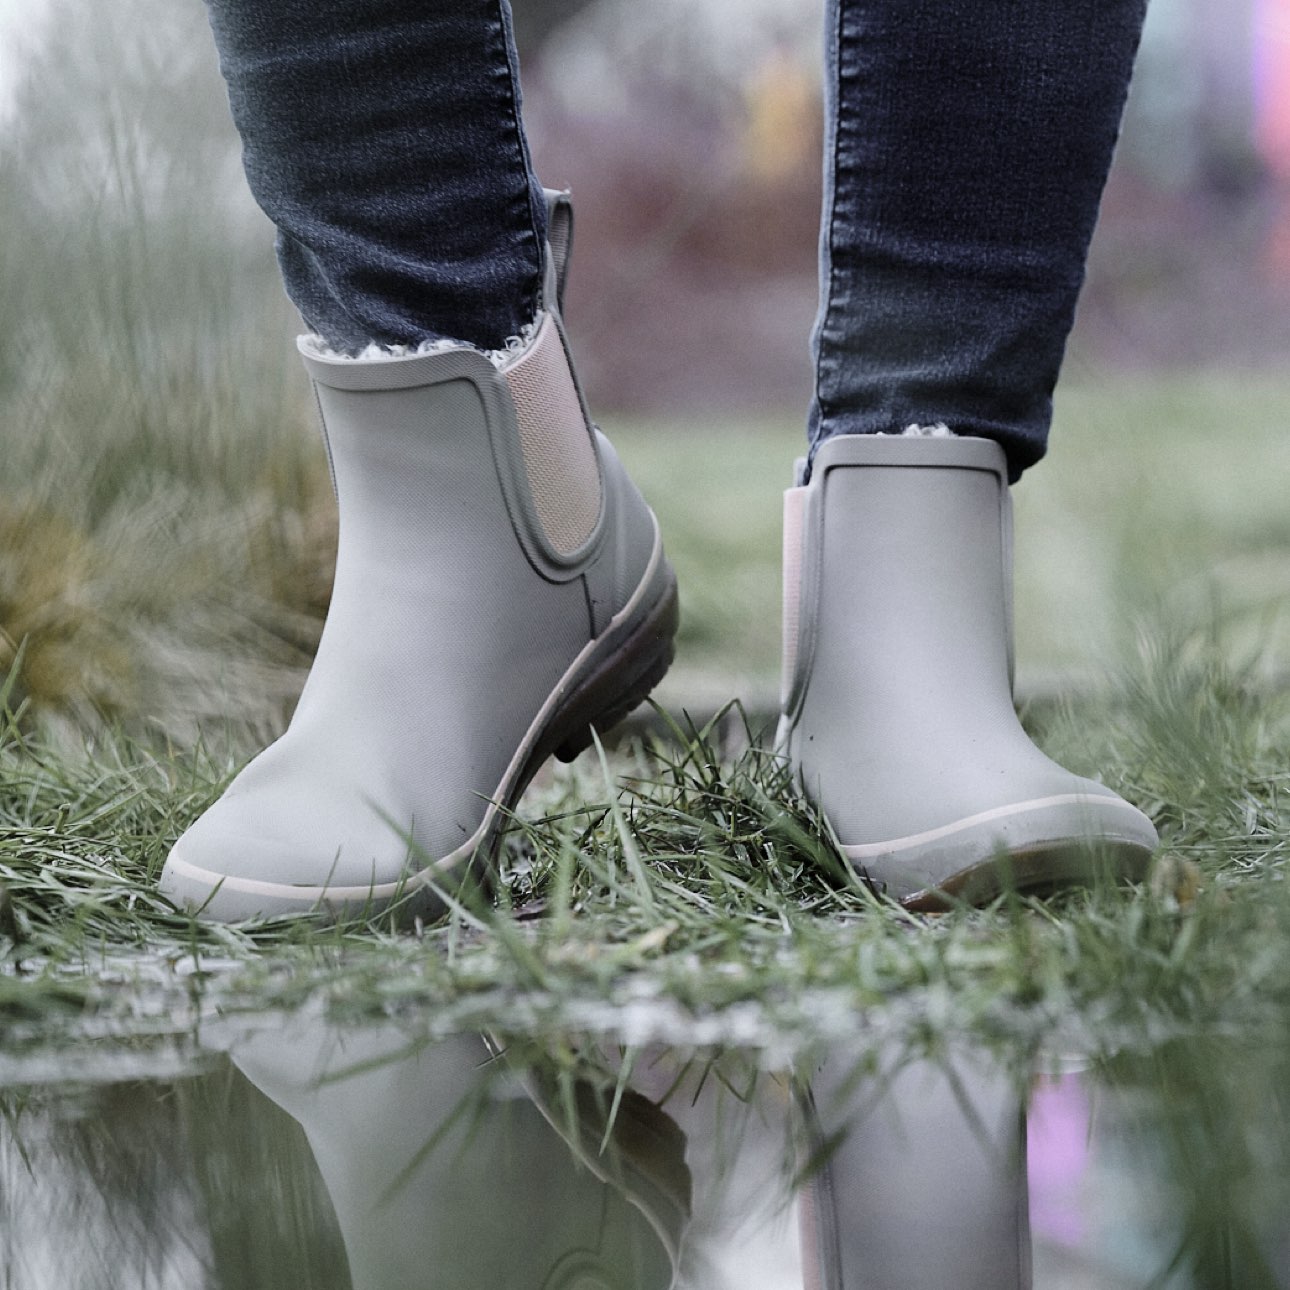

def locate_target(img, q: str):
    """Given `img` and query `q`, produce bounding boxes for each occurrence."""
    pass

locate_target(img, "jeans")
[204,0,1147,478]
[204,0,547,355]
[809,0,1148,479]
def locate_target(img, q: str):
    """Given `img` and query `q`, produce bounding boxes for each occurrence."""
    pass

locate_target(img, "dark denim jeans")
[810,0,1148,479]
[205,0,1146,477]
[204,0,547,355]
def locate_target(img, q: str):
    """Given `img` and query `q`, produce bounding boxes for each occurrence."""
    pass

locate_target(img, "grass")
[1,630,1287,1069]
[4,690,1290,1287]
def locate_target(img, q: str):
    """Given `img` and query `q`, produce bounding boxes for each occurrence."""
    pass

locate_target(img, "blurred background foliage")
[0,0,1287,738]
[517,0,1290,408]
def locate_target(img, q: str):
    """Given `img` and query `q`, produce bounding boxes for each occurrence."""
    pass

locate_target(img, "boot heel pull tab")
[543,188,575,313]
[781,484,809,712]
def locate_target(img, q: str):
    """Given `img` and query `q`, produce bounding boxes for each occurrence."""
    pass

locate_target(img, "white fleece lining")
[893,422,953,437]
[299,316,540,371]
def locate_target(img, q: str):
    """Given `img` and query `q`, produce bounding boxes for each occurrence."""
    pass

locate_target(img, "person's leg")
[779,0,1158,907]
[162,2,678,920]
[810,0,1149,481]
[203,0,546,354]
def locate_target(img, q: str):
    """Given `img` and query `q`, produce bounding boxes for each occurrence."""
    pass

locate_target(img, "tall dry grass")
[0,2,334,746]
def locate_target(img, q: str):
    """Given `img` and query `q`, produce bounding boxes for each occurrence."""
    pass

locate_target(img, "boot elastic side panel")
[500,311,603,557]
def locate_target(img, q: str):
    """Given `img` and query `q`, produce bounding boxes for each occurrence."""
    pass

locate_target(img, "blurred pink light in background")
[1255,0,1290,172]
[1027,1074,1090,1249]
[1254,0,1290,274]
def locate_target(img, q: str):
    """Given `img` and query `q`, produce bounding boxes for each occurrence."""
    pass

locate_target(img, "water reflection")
[230,1021,686,1289]
[1,1022,1287,1288]
[799,1052,1028,1289]
[1029,1045,1290,1290]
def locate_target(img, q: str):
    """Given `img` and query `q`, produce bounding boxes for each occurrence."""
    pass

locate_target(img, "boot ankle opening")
[299,316,541,370]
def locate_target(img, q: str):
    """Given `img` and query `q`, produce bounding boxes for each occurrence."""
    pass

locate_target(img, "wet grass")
[1,621,1288,1089]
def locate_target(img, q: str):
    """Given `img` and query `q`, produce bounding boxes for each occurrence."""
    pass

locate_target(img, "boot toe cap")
[160,806,432,921]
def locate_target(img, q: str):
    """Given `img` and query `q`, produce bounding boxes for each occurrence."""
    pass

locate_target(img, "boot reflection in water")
[229,1021,690,1290]
[163,0,1158,919]
[798,1053,1031,1290]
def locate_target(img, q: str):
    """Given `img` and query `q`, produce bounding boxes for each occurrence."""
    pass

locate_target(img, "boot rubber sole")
[837,793,1157,911]
[161,522,678,922]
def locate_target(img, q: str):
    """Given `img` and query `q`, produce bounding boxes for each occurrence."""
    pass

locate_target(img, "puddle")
[3,1010,1287,1288]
